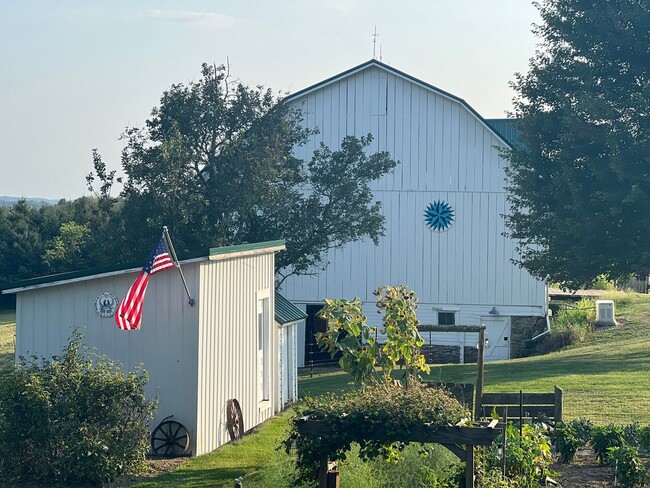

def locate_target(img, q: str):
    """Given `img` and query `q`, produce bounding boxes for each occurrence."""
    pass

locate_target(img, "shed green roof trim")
[209,240,285,256]
[275,293,307,325]
[2,239,286,294]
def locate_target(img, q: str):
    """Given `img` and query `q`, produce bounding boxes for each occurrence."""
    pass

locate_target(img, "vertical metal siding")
[15,265,201,454]
[195,252,277,456]
[282,65,545,315]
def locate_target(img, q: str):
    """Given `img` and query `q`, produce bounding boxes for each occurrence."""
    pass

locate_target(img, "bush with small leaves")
[0,331,156,485]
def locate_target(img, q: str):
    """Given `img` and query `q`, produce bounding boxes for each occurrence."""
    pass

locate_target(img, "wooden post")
[554,386,564,423]
[464,443,475,488]
[474,328,485,420]
[318,455,329,488]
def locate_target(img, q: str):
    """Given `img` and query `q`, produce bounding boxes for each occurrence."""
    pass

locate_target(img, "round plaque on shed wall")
[95,292,118,317]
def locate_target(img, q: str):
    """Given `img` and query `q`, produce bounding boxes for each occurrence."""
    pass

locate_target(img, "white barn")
[281,60,549,364]
[2,240,295,456]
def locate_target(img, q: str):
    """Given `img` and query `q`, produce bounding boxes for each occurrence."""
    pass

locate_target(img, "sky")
[0,0,541,200]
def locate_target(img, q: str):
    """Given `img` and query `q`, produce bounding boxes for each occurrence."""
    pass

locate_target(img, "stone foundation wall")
[420,345,460,364]
[463,346,478,364]
[417,316,546,363]
[510,316,546,358]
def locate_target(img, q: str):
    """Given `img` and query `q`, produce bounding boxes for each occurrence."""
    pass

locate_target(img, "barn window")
[438,311,456,326]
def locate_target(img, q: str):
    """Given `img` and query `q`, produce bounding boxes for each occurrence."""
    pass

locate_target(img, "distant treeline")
[0,196,60,208]
[0,196,134,288]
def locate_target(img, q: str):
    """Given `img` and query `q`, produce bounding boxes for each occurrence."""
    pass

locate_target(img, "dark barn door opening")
[304,304,341,368]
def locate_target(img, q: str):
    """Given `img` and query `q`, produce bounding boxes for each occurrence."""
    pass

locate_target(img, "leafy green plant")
[591,423,626,463]
[551,422,583,463]
[0,330,156,485]
[503,424,553,484]
[608,444,647,488]
[552,299,595,332]
[592,275,616,290]
[568,418,593,446]
[316,285,430,386]
[623,422,642,447]
[538,299,595,353]
[638,426,650,455]
[478,424,554,488]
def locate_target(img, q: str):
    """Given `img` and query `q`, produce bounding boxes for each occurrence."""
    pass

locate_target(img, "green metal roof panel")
[485,118,520,147]
[2,240,286,294]
[275,292,307,325]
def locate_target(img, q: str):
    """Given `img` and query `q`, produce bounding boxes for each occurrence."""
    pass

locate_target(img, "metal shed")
[2,240,286,456]
[275,292,307,410]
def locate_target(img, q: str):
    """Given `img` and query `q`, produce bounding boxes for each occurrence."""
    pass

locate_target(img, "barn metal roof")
[485,118,520,147]
[1,240,285,294]
[275,292,307,325]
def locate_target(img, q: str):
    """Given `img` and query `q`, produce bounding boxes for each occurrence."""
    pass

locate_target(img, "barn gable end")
[282,60,547,363]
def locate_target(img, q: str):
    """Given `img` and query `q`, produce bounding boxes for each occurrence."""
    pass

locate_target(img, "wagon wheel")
[226,399,245,441]
[151,417,190,457]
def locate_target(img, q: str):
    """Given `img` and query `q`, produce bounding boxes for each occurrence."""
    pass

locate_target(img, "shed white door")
[258,297,270,402]
[481,316,511,362]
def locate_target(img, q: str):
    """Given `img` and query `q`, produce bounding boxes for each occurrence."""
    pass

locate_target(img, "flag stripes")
[115,236,175,331]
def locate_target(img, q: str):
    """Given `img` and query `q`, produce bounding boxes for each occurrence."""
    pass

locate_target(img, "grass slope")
[301,292,650,424]
[0,307,15,369]
[134,411,297,487]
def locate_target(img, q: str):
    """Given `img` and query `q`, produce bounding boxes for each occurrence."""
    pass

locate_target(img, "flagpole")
[163,226,195,306]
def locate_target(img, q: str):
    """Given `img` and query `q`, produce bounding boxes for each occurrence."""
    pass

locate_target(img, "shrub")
[0,331,156,485]
[552,299,595,332]
[592,275,616,290]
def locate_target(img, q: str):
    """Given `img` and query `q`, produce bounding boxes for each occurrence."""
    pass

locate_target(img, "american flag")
[115,237,175,331]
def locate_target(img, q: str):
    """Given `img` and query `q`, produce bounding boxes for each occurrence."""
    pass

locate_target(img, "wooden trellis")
[295,417,502,488]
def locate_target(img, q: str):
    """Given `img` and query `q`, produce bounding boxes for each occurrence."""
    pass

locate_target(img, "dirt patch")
[552,447,614,487]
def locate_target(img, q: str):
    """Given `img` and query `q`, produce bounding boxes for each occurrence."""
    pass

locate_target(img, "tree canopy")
[115,63,397,283]
[0,64,396,290]
[505,0,650,289]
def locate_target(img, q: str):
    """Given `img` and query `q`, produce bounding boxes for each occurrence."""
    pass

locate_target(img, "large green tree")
[505,0,650,289]
[114,63,397,283]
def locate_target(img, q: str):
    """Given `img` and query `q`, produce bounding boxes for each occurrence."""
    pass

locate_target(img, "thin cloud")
[146,9,238,28]
[319,0,357,13]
